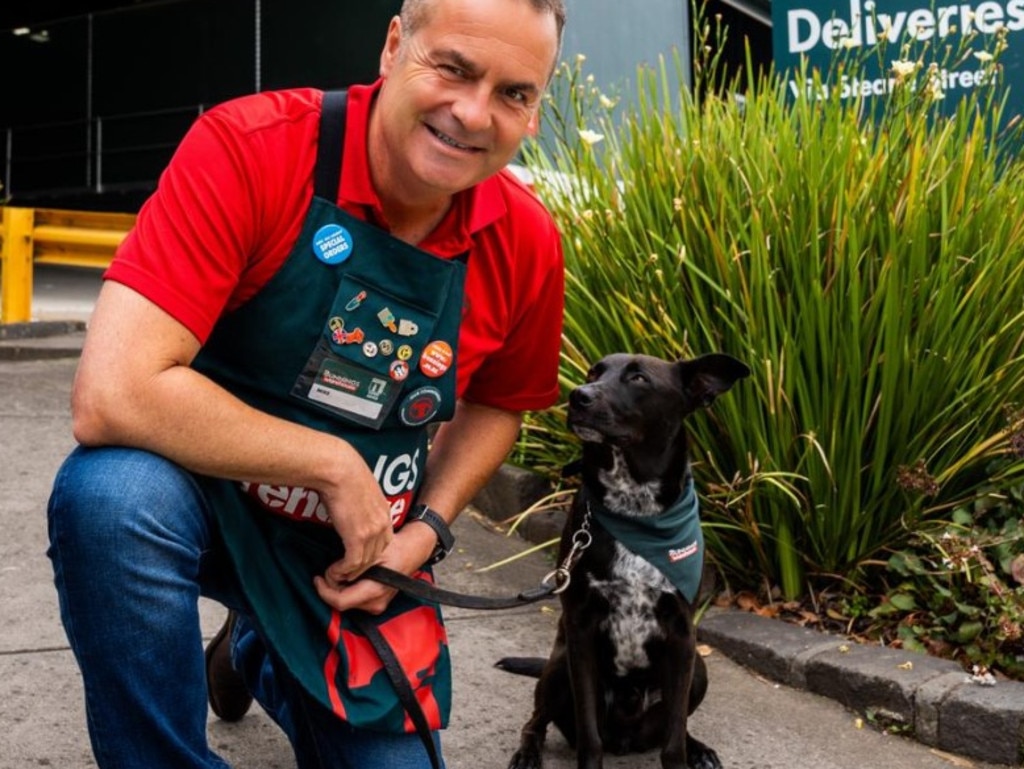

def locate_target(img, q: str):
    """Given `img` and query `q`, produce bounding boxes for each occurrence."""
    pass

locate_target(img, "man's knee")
[48,445,208,547]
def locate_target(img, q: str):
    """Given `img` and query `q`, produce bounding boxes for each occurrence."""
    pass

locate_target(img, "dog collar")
[589,477,704,604]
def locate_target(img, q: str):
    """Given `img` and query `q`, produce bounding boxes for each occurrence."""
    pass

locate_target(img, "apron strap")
[314,90,348,202]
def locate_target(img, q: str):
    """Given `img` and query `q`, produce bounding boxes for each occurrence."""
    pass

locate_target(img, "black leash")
[346,610,444,769]
[352,523,593,769]
[350,568,558,769]
[362,564,560,609]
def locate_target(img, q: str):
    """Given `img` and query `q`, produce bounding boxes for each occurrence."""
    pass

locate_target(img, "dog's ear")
[677,354,751,408]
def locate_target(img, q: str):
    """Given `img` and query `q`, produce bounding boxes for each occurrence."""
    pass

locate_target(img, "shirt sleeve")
[104,92,318,343]
[461,200,565,412]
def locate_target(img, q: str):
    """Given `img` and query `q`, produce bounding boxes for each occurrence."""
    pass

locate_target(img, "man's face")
[372,0,559,202]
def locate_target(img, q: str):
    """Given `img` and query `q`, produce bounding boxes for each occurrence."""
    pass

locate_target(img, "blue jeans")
[47,445,443,769]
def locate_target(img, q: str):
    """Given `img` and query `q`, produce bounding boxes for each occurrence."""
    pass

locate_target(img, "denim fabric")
[47,445,443,769]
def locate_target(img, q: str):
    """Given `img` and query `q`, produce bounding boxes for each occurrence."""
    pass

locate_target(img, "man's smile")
[426,124,482,152]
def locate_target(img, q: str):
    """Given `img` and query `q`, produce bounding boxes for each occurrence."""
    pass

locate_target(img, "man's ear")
[379,15,403,78]
[677,354,751,408]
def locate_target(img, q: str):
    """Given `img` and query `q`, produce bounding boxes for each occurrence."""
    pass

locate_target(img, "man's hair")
[399,0,566,45]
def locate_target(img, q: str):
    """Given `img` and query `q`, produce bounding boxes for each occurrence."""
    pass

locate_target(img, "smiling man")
[46,1,566,767]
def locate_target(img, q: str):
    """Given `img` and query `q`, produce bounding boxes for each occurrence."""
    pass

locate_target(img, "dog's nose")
[570,385,595,409]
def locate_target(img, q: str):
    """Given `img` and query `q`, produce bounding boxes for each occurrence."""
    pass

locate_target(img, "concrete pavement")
[0,330,1021,768]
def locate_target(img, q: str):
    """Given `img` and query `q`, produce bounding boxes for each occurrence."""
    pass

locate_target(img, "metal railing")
[2,104,205,200]
[0,206,135,323]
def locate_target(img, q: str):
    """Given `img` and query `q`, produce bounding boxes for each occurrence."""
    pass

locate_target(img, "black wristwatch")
[407,503,455,565]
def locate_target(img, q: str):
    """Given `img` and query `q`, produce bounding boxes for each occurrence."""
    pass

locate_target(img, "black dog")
[497,352,749,769]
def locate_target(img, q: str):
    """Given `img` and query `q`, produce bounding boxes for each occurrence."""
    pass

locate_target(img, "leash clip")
[542,566,573,594]
[541,502,594,595]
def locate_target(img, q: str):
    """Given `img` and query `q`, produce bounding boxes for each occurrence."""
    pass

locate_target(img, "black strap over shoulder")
[314,90,348,202]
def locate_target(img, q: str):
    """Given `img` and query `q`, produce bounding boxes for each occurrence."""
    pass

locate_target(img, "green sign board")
[772,0,1024,115]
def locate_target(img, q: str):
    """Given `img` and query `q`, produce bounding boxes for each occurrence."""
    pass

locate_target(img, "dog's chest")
[588,544,675,676]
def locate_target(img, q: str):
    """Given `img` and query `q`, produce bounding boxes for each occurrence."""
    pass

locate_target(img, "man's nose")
[451,86,493,134]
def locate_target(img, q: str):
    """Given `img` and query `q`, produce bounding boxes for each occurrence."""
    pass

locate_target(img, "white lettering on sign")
[786,0,1024,54]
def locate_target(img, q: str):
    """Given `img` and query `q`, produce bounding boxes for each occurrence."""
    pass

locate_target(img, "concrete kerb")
[474,462,1024,767]
[700,608,1024,765]
[0,321,86,360]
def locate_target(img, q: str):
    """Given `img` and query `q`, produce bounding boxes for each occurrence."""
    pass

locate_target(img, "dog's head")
[567,352,750,447]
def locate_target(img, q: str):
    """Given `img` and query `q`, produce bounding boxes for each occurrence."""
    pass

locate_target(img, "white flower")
[599,94,617,110]
[891,59,918,82]
[974,50,994,62]
[577,129,604,146]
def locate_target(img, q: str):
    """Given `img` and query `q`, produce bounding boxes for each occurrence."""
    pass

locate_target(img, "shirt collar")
[338,80,506,257]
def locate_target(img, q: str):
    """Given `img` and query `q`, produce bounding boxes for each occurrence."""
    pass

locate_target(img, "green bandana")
[590,478,704,604]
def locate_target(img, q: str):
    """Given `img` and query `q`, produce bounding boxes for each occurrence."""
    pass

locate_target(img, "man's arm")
[315,399,522,612]
[73,281,394,578]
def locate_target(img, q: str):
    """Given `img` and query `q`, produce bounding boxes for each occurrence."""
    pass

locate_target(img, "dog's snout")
[570,384,596,409]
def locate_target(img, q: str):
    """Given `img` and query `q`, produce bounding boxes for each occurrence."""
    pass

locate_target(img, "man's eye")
[439,64,465,78]
[505,88,526,104]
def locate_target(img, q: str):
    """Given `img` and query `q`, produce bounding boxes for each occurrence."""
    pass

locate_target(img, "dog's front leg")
[659,616,695,769]
[565,617,604,769]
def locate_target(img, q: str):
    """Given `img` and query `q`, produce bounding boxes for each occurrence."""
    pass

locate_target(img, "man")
[46,0,566,766]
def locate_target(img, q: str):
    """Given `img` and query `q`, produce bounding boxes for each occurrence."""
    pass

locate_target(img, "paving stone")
[802,641,961,726]
[935,677,1024,765]
[914,671,968,747]
[698,608,837,688]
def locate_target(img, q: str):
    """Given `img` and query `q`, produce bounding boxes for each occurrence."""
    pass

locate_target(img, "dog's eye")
[627,372,649,384]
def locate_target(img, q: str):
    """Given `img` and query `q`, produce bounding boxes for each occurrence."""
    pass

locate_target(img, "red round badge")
[400,386,442,426]
[389,360,410,382]
[420,340,453,378]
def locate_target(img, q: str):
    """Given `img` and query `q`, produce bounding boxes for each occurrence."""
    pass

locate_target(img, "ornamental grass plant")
[516,19,1024,621]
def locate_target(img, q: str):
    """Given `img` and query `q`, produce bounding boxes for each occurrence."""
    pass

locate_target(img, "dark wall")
[0,0,401,210]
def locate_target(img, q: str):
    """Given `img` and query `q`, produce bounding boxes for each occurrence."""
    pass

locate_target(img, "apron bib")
[192,92,465,733]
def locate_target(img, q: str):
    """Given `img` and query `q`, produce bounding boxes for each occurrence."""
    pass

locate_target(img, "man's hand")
[314,399,522,615]
[314,520,438,614]
[320,462,395,582]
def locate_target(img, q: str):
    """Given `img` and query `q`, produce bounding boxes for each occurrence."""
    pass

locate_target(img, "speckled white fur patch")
[589,544,674,676]
[588,447,681,675]
[596,448,661,517]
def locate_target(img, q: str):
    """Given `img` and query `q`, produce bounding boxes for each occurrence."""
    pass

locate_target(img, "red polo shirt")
[107,82,564,411]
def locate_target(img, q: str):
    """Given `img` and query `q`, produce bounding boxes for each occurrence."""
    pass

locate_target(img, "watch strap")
[408,503,455,565]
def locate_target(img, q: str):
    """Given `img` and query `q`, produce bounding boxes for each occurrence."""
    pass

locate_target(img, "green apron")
[192,92,465,733]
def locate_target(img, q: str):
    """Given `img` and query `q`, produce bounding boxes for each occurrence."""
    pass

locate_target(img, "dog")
[496,351,750,769]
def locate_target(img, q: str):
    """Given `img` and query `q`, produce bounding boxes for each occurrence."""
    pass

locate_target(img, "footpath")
[0,323,1021,769]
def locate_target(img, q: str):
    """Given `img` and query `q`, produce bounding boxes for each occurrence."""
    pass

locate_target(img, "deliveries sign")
[772,0,1023,112]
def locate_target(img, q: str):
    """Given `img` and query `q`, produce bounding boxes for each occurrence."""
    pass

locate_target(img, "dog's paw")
[688,742,722,769]
[507,747,543,769]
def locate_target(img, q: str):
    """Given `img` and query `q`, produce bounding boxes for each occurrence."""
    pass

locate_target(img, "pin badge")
[328,316,345,343]
[396,344,413,361]
[345,291,367,311]
[338,328,365,345]
[377,307,398,332]
[379,339,395,356]
[399,386,442,426]
[389,360,410,381]
[362,341,379,358]
[312,224,354,265]
[397,319,419,337]
[420,340,453,378]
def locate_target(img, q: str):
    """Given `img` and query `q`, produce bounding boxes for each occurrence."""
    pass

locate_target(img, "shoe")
[205,610,254,721]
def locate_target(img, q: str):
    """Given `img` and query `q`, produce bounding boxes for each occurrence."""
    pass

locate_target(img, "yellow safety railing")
[0,206,135,324]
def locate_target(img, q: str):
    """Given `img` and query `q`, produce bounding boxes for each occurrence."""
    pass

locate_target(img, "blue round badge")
[312,224,354,265]
[399,386,442,426]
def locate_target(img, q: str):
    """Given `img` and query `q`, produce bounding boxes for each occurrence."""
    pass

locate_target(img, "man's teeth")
[432,127,472,150]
